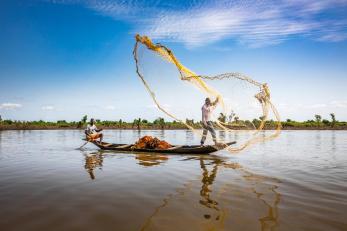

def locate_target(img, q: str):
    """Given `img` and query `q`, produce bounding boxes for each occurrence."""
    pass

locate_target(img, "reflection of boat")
[88,141,236,154]
[136,154,168,167]
[80,149,280,230]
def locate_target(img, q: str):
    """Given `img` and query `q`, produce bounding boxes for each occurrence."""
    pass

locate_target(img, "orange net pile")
[133,136,172,150]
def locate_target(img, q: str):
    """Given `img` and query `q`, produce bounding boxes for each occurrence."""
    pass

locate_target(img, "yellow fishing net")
[133,34,281,152]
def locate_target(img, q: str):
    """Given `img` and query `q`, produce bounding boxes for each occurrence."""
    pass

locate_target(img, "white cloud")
[50,0,347,47]
[145,1,347,47]
[104,105,116,110]
[305,101,347,109]
[330,100,347,108]
[146,104,157,109]
[277,101,347,110]
[146,103,171,109]
[0,103,22,110]
[41,105,55,111]
[308,103,327,108]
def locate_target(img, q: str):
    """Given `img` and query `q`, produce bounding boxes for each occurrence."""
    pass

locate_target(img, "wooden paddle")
[79,140,89,149]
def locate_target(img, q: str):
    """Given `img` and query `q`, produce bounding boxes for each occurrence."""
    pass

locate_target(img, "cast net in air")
[133,34,281,152]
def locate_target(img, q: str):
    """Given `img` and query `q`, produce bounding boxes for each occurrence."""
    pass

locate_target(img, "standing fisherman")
[201,97,220,146]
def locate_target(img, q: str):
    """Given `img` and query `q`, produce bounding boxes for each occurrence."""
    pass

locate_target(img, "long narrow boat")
[88,141,236,154]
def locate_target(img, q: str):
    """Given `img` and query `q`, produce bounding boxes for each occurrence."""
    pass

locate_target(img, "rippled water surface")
[0,130,346,231]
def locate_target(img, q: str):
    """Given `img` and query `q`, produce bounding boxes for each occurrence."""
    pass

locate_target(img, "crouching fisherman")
[85,118,103,143]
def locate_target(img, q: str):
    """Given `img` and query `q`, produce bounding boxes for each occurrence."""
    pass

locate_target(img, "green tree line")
[0,114,346,130]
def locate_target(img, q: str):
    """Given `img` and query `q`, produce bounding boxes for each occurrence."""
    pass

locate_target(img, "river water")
[0,130,346,231]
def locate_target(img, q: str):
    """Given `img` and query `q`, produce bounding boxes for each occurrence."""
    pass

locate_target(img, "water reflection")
[83,151,170,180]
[257,185,280,231]
[218,130,226,142]
[135,154,168,167]
[0,131,3,147]
[201,157,281,230]
[84,152,104,180]
[242,169,281,230]
[199,158,221,214]
[185,130,194,143]
[315,130,322,149]
[139,155,281,230]
[81,150,281,230]
[331,131,336,153]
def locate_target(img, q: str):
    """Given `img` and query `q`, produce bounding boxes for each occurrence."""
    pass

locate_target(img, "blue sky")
[1,0,347,122]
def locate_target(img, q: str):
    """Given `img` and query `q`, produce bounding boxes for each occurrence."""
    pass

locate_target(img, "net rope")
[133,34,281,152]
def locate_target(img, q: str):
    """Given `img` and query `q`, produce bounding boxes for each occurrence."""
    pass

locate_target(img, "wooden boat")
[88,141,236,154]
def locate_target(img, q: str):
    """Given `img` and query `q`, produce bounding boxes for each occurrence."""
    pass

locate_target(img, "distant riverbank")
[1,125,346,131]
[1,116,346,131]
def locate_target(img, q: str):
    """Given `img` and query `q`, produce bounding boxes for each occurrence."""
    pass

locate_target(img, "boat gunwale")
[88,141,236,154]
